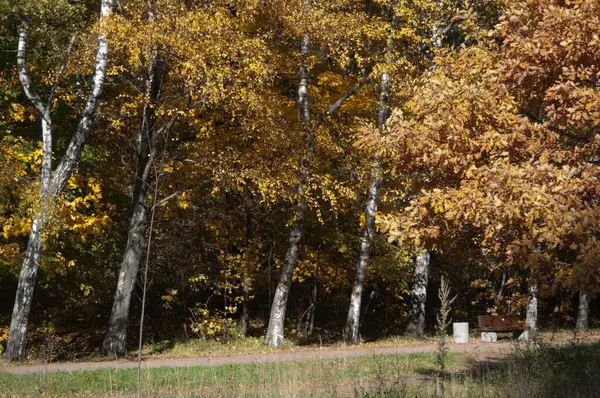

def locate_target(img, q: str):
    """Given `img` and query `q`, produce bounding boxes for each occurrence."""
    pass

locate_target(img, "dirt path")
[1,341,519,375]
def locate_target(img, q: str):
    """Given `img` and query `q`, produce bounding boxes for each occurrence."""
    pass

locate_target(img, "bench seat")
[478,315,526,332]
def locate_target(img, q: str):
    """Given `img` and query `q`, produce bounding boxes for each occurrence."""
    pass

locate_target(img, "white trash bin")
[453,322,469,344]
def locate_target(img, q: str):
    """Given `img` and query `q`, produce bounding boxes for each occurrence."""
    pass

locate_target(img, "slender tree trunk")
[264,180,307,346]
[102,51,164,357]
[240,202,253,336]
[265,33,311,347]
[240,265,251,336]
[345,73,389,344]
[404,250,430,338]
[576,291,589,330]
[6,0,112,361]
[5,218,42,361]
[137,163,159,398]
[308,261,318,337]
[526,283,538,335]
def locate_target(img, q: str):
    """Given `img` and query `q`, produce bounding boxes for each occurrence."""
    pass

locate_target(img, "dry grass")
[135,334,435,359]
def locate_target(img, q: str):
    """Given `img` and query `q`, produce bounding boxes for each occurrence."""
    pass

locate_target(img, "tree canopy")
[0,0,598,359]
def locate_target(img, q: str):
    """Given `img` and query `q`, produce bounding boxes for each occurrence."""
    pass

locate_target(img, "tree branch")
[47,34,76,111]
[327,74,372,116]
[153,180,211,208]
[17,23,53,192]
[325,14,466,117]
[50,0,113,195]
[17,25,47,118]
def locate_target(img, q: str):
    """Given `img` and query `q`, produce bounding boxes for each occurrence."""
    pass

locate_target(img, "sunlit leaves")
[376,0,600,295]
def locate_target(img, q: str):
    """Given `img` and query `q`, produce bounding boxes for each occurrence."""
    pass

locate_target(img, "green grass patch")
[0,352,467,397]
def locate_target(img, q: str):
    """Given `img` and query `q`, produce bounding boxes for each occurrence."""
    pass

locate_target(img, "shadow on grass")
[142,339,175,355]
[413,342,600,398]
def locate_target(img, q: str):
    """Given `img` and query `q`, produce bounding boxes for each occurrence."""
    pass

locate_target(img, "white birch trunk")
[265,175,308,346]
[526,283,538,335]
[576,291,589,330]
[5,218,43,361]
[265,33,311,347]
[6,25,53,363]
[344,73,389,344]
[6,0,112,361]
[49,0,112,195]
[102,50,164,357]
[404,250,430,338]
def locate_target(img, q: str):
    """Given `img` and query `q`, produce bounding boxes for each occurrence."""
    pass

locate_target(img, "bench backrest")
[477,315,526,331]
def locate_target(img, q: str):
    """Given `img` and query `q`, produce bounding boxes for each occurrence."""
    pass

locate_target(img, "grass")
[137,334,435,359]
[458,341,600,398]
[3,331,600,397]
[0,333,434,366]
[138,335,297,358]
[0,352,468,397]
[376,341,600,398]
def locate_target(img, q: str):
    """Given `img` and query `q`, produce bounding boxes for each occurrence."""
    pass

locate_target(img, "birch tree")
[102,47,165,357]
[347,0,461,342]
[576,291,589,330]
[262,0,393,346]
[6,0,113,361]
[98,0,277,354]
[404,250,430,338]
[345,72,388,344]
[264,29,312,346]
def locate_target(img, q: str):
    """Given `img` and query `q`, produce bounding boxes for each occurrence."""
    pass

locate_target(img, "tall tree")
[404,250,430,338]
[345,72,388,344]
[6,0,113,361]
[102,44,165,356]
[373,0,600,331]
[265,27,312,346]
[576,291,589,330]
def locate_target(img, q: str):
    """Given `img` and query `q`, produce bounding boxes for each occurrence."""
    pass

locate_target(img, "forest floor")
[4,328,598,375]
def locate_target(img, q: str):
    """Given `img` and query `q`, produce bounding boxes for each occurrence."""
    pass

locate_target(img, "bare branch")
[327,74,372,116]
[153,180,211,208]
[47,34,77,111]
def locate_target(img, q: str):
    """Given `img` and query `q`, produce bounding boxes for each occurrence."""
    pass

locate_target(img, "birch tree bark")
[6,0,113,361]
[404,250,430,338]
[102,50,165,357]
[576,291,589,330]
[526,283,538,335]
[344,73,389,344]
[265,33,311,347]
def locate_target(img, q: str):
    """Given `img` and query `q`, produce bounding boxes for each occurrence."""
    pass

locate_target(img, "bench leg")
[517,331,529,341]
[481,332,497,343]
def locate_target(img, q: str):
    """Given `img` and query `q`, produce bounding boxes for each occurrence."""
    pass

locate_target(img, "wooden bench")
[477,315,526,342]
